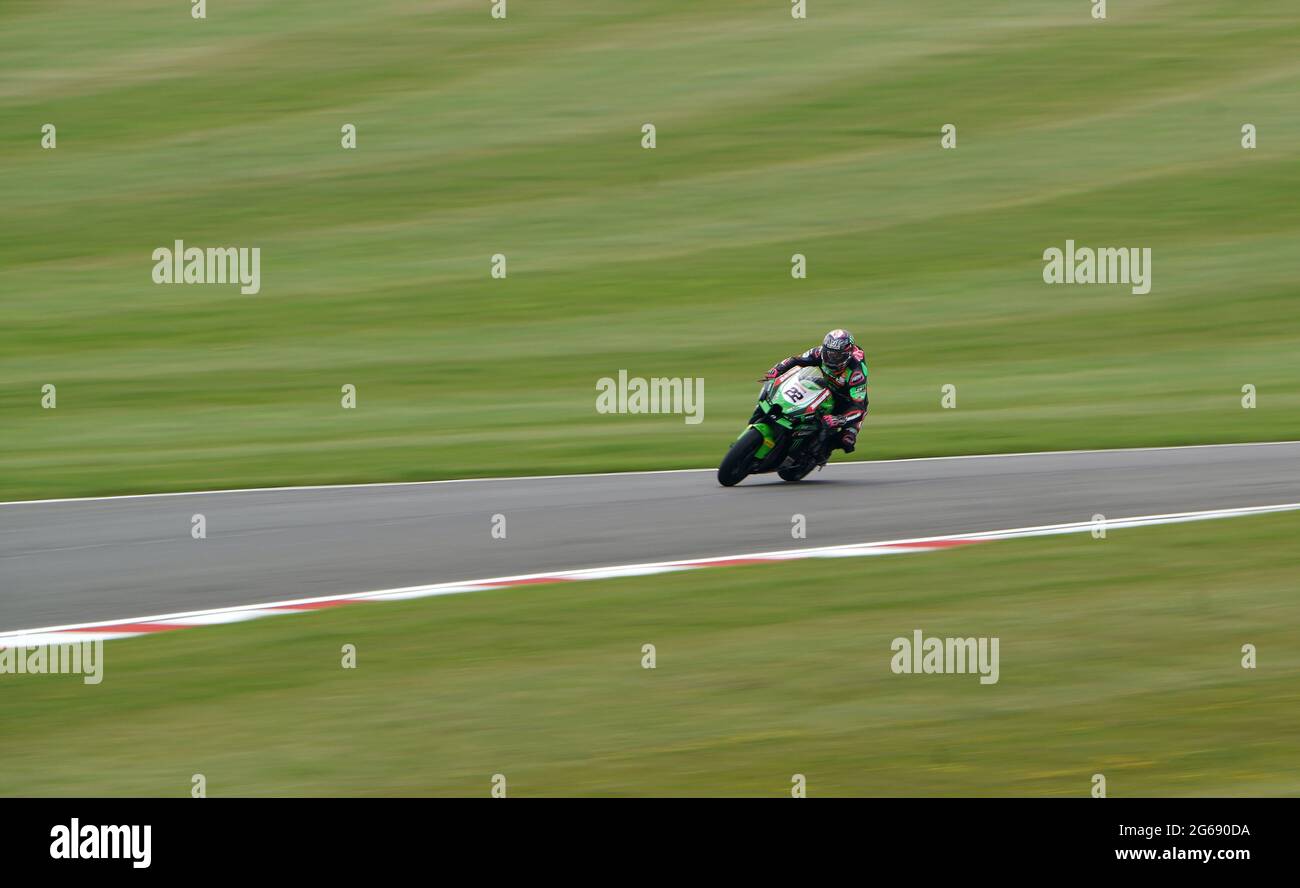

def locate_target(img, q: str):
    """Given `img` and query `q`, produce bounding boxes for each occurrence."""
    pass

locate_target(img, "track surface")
[3,443,1299,632]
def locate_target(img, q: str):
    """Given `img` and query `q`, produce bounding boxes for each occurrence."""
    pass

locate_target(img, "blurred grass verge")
[2,511,1296,796]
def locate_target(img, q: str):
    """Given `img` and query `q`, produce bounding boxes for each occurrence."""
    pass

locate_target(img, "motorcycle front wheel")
[717,428,764,487]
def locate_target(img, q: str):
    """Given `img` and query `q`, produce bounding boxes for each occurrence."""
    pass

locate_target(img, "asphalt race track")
[2,442,1299,633]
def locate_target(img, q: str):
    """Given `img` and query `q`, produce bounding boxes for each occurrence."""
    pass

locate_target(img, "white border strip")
[2,501,1296,645]
[2,440,1296,507]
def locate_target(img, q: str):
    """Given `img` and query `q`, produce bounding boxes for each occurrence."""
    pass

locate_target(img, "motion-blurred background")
[2,0,1297,501]
[2,1,1298,797]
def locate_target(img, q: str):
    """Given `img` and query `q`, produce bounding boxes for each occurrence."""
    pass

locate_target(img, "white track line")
[2,440,1297,508]
[2,501,1296,646]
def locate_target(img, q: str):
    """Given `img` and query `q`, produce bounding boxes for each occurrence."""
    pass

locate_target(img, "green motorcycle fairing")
[741,366,834,459]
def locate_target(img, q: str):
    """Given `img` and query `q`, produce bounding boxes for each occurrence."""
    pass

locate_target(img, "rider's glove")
[841,426,858,453]
[758,367,782,382]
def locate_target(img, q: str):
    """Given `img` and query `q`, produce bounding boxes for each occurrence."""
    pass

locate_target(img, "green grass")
[2,511,1297,796]
[3,1,1299,501]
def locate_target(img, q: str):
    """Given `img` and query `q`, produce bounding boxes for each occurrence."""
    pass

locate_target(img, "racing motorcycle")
[717,365,836,486]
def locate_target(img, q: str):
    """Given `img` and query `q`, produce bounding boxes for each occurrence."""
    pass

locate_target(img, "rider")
[761,329,868,453]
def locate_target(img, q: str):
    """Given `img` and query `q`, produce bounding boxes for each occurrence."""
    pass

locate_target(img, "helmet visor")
[822,344,849,371]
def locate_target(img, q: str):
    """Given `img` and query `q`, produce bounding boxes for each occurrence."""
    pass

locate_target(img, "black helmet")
[820,329,855,373]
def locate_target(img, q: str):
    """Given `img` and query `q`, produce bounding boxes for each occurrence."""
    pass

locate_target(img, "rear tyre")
[778,438,830,482]
[777,459,817,482]
[717,428,764,487]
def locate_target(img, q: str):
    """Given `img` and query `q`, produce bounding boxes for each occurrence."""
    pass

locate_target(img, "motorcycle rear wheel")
[777,458,818,482]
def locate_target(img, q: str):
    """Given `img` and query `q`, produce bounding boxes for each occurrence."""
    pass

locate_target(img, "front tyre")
[717,428,764,487]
